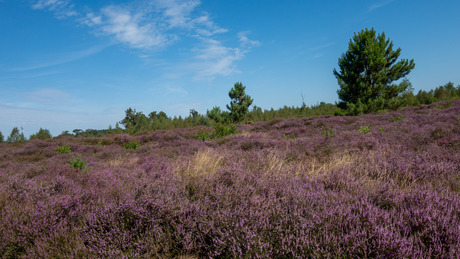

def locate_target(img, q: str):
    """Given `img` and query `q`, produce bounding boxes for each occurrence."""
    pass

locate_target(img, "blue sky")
[1,0,460,137]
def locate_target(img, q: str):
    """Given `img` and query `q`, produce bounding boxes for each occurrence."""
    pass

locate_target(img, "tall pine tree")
[333,28,415,113]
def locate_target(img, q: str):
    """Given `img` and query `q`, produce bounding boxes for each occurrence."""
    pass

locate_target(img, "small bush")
[213,124,237,138]
[123,141,141,150]
[321,126,335,138]
[390,113,405,122]
[56,144,71,154]
[70,155,89,171]
[195,130,212,141]
[358,125,371,135]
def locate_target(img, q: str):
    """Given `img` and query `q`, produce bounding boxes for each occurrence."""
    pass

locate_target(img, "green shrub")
[123,141,141,150]
[195,130,212,141]
[213,124,237,138]
[358,125,372,135]
[70,155,89,171]
[56,144,71,154]
[390,113,405,122]
[321,127,335,138]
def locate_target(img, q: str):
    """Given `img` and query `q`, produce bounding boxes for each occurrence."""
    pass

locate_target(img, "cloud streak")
[9,45,106,72]
[368,0,396,11]
[32,0,78,18]
[25,88,73,106]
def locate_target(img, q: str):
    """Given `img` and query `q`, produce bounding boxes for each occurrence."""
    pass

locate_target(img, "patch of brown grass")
[107,155,139,168]
[179,148,226,178]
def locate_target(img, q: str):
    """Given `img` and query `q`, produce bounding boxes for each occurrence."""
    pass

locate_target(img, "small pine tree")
[226,82,254,123]
[0,131,4,143]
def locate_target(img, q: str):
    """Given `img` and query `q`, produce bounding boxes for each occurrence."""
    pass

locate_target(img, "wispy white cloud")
[30,0,260,80]
[32,0,78,18]
[81,12,102,26]
[238,31,261,48]
[25,88,73,105]
[309,42,334,51]
[368,0,396,11]
[190,38,243,79]
[98,6,171,49]
[309,42,334,59]
[164,84,188,96]
[9,45,106,72]
[192,14,228,36]
[153,0,200,28]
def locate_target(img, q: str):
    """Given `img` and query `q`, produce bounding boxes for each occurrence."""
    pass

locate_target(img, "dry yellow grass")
[178,148,226,178]
[261,150,357,178]
[107,155,139,168]
[306,152,356,177]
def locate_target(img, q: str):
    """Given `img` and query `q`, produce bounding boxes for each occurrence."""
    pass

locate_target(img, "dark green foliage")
[247,102,340,121]
[56,144,71,154]
[70,155,89,171]
[59,131,72,137]
[107,123,124,135]
[120,108,151,134]
[74,129,110,138]
[227,82,254,123]
[189,109,199,118]
[207,106,229,124]
[123,141,141,150]
[413,82,460,105]
[0,131,4,143]
[149,111,171,128]
[29,128,52,140]
[73,129,83,136]
[333,28,415,113]
[6,127,26,143]
[196,116,210,126]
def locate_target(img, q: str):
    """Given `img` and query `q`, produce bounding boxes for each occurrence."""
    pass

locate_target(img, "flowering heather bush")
[0,100,459,257]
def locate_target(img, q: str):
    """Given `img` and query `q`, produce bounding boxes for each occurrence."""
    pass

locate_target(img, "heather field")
[1,100,459,258]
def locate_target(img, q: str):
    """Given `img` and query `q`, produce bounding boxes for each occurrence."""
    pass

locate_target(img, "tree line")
[1,28,459,142]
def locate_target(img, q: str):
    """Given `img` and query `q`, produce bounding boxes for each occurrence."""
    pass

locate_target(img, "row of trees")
[1,80,458,142]
[0,127,52,144]
[2,28,459,142]
[118,82,253,135]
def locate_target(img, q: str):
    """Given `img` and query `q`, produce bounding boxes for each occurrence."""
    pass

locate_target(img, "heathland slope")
[1,100,459,257]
